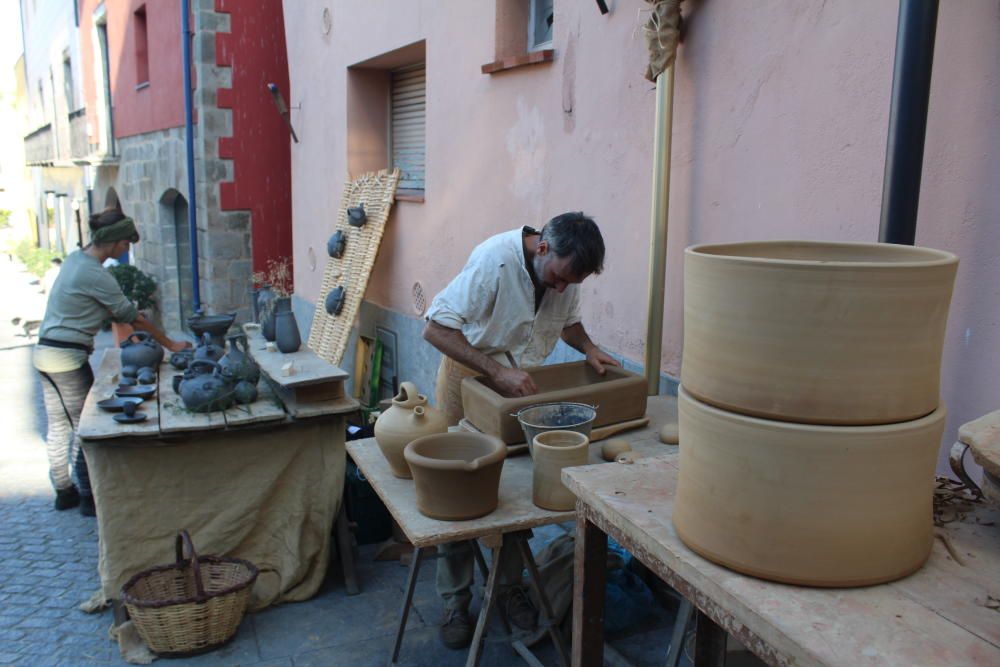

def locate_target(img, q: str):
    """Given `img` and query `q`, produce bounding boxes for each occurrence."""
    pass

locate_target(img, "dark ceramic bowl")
[188,313,237,348]
[114,385,157,400]
[97,396,144,412]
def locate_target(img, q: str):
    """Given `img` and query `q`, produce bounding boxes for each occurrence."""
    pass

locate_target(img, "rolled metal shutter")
[391,63,426,192]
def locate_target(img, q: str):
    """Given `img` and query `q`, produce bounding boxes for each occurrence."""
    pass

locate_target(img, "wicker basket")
[121,531,259,657]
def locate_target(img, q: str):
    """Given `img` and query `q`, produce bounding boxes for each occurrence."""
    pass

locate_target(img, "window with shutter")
[390,63,426,193]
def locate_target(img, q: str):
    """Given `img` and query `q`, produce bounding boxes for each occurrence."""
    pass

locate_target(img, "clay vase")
[373,381,448,478]
[404,432,506,520]
[219,334,260,385]
[274,300,301,353]
[531,430,590,511]
[672,386,947,587]
[682,240,958,425]
[258,286,278,340]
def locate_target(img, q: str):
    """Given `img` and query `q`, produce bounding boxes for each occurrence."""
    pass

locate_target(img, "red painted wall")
[78,0,184,143]
[215,0,293,275]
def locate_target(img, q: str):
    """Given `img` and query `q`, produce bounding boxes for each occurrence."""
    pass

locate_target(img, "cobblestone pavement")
[0,257,688,666]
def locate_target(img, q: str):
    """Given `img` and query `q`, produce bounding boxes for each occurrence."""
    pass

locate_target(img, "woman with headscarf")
[33,208,190,516]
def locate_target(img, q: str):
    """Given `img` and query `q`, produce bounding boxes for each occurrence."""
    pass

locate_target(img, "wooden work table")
[346,394,680,666]
[78,343,358,614]
[564,453,1000,666]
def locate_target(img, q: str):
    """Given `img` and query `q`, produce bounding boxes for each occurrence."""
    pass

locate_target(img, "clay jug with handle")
[374,381,448,478]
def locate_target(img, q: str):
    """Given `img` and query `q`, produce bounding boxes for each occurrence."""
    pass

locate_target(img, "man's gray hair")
[540,212,605,276]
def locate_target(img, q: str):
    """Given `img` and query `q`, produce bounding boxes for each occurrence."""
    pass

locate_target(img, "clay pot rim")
[679,385,947,434]
[686,240,957,269]
[404,432,507,472]
[532,430,589,451]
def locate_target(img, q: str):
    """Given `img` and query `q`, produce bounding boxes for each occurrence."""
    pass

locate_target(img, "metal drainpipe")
[644,66,676,396]
[181,0,202,313]
[878,0,939,246]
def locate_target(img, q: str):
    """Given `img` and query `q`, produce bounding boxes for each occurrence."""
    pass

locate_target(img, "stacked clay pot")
[374,382,448,478]
[674,240,957,586]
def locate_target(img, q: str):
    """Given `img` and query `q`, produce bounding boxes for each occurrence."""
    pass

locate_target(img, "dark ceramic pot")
[274,299,300,353]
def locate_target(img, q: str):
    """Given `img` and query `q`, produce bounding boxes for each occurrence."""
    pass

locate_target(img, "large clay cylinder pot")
[374,382,448,478]
[531,430,590,511]
[404,432,507,520]
[682,241,957,425]
[673,386,947,587]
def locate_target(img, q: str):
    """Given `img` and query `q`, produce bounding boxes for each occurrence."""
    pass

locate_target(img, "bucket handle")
[509,402,599,419]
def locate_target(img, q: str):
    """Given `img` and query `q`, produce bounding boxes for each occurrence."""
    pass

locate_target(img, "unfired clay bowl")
[682,240,957,425]
[404,432,506,521]
[673,386,946,587]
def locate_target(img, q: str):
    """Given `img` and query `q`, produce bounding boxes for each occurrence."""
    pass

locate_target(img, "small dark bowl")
[97,396,144,412]
[115,384,157,400]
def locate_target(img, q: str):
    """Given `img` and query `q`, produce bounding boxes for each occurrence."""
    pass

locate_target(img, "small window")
[134,6,149,86]
[62,54,74,111]
[390,63,426,194]
[528,0,553,52]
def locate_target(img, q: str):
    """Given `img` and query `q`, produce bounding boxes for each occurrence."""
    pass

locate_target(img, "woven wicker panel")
[308,169,400,365]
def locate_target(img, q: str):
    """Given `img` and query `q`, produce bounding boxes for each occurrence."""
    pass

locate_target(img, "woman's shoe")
[54,486,80,511]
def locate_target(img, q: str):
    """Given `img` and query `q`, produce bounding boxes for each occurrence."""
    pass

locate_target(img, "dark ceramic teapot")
[170,348,194,370]
[178,360,234,413]
[193,332,225,364]
[219,334,260,385]
[120,332,164,369]
[325,286,346,316]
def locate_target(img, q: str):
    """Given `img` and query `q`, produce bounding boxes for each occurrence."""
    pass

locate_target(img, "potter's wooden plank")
[222,379,288,428]
[563,456,1000,667]
[244,325,349,388]
[78,349,161,441]
[158,363,225,433]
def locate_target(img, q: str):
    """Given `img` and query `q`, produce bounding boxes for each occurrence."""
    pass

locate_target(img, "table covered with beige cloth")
[78,348,356,611]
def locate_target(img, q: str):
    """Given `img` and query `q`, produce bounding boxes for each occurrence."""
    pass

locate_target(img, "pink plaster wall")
[284,1,1000,468]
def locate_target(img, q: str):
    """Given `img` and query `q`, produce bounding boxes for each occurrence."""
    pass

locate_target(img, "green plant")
[11,238,64,277]
[109,263,158,311]
[0,209,11,229]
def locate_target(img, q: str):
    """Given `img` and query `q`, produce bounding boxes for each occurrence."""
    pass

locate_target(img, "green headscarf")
[92,217,139,244]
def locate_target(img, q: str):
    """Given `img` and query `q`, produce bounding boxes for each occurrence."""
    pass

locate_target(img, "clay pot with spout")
[404,432,507,520]
[374,381,448,478]
[531,430,590,511]
[219,334,260,385]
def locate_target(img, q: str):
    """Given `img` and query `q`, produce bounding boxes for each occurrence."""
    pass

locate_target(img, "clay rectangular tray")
[461,360,648,444]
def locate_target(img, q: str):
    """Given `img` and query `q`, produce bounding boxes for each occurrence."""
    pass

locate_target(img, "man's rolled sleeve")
[426,257,497,331]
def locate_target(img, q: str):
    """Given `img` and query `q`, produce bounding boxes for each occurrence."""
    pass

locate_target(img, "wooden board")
[78,349,160,441]
[158,363,225,434]
[564,455,1000,667]
[273,380,359,420]
[222,378,288,428]
[244,326,349,389]
[307,169,401,365]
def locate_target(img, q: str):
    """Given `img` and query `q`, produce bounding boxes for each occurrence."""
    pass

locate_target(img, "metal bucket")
[513,402,597,455]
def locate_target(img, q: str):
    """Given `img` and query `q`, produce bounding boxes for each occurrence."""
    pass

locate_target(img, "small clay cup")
[531,430,589,511]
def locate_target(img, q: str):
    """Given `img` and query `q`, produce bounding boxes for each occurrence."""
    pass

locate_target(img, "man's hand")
[167,339,192,353]
[491,366,539,397]
[586,346,620,375]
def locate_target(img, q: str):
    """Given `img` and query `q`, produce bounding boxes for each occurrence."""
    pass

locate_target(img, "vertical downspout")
[181,0,202,313]
[644,66,676,395]
[878,0,939,246]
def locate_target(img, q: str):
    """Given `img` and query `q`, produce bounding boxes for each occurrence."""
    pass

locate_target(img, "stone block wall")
[107,1,254,332]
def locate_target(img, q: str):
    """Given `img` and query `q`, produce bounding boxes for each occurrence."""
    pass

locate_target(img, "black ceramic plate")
[113,412,148,424]
[114,385,157,399]
[97,396,144,412]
